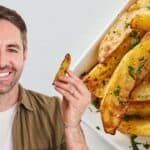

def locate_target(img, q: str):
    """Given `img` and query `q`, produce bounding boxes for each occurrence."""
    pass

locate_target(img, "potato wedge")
[83,30,145,98]
[134,0,150,9]
[125,101,150,117]
[100,38,150,134]
[131,13,150,31]
[130,74,150,101]
[83,63,109,98]
[128,0,150,12]
[98,0,149,63]
[119,117,150,136]
[53,53,71,83]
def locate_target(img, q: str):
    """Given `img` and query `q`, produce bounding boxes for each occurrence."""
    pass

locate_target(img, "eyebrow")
[7,44,21,50]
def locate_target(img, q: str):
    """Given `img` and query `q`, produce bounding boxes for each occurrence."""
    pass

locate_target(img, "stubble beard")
[0,67,23,95]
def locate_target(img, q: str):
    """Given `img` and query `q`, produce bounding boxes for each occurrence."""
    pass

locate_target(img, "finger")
[67,70,81,82]
[54,81,80,98]
[54,81,81,98]
[54,86,76,102]
[58,75,87,95]
[67,70,87,89]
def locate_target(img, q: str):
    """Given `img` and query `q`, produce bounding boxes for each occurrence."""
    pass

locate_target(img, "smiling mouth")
[0,72,11,78]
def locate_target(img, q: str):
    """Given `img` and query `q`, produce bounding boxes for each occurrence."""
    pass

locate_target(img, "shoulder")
[23,88,62,113]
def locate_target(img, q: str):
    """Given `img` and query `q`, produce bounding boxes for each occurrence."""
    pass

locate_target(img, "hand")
[53,70,91,126]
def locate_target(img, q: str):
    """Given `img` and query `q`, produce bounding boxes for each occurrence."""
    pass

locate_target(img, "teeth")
[0,72,9,77]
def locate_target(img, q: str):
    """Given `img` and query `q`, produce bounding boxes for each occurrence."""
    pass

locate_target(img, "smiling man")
[0,5,91,150]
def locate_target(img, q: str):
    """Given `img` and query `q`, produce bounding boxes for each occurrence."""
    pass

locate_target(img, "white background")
[0,0,128,149]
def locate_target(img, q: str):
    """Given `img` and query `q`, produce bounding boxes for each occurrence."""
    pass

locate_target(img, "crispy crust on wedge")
[53,53,71,83]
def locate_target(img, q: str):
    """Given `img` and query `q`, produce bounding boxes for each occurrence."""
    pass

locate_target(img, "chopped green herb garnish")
[96,126,100,130]
[130,38,140,49]
[130,135,139,150]
[92,99,100,109]
[128,66,136,79]
[137,95,150,99]
[113,86,120,96]
[130,135,150,150]
[147,6,150,10]
[130,30,137,37]
[123,114,143,121]
[143,143,150,149]
[125,22,130,28]
[88,107,93,112]
[123,115,130,121]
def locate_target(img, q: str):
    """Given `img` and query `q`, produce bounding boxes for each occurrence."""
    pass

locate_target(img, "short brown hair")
[0,5,27,50]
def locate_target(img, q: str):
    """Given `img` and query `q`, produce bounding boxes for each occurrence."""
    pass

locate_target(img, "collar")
[18,84,34,112]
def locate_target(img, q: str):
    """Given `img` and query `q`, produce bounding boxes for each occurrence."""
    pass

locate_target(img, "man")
[0,5,91,150]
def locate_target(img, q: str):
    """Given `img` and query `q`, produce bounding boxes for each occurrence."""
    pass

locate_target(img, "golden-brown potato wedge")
[119,117,150,136]
[83,63,109,98]
[134,0,150,9]
[130,74,150,101]
[98,0,149,63]
[128,0,150,11]
[128,0,150,12]
[100,38,150,134]
[130,13,150,31]
[53,53,71,83]
[125,101,150,117]
[141,31,150,41]
[83,30,145,98]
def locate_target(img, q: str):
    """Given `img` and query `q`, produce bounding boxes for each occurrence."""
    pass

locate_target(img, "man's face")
[0,19,27,94]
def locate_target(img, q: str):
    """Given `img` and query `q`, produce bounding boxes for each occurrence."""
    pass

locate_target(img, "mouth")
[0,72,10,77]
[0,71,14,81]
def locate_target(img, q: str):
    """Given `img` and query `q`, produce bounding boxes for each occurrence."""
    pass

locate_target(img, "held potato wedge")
[100,38,150,135]
[130,13,150,31]
[98,0,149,63]
[83,30,145,98]
[53,53,71,83]
[118,117,150,136]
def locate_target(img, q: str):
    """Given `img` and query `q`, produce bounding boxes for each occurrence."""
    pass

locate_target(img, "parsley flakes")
[128,66,136,79]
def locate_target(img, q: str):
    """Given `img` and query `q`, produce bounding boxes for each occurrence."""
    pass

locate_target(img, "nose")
[0,49,7,69]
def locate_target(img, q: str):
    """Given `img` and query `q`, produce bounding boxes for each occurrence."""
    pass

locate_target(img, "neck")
[0,84,19,112]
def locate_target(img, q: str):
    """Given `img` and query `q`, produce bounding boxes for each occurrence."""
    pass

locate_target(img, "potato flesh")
[98,1,149,63]
[131,13,150,31]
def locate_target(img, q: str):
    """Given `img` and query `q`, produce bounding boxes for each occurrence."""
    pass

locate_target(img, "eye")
[8,48,18,53]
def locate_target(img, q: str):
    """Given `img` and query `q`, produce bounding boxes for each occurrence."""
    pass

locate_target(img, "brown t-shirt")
[12,85,66,150]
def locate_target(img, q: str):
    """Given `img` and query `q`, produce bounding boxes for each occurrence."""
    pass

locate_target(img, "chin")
[0,82,17,94]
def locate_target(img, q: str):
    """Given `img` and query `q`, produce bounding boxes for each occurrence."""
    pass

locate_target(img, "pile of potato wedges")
[82,0,150,136]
